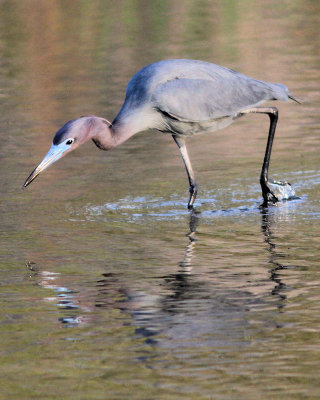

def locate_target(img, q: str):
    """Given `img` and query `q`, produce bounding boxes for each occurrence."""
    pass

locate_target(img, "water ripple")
[67,169,320,224]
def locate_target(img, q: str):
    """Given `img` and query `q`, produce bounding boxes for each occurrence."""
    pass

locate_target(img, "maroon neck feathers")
[89,116,138,151]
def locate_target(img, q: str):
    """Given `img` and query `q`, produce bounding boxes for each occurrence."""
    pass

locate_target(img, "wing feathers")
[152,77,287,122]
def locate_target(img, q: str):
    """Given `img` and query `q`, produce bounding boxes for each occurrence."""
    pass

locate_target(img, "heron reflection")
[260,206,291,310]
[31,203,295,337]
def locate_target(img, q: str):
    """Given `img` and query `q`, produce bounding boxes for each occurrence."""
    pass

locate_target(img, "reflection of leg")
[241,107,295,204]
[172,135,198,209]
[180,210,201,270]
[260,208,287,308]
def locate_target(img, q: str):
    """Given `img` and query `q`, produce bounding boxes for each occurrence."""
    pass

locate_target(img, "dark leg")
[241,107,295,204]
[173,135,198,209]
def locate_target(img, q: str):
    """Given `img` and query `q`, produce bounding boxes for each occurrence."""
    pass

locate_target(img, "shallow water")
[1,1,320,399]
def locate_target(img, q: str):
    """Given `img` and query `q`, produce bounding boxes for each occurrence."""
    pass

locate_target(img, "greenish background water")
[0,1,320,399]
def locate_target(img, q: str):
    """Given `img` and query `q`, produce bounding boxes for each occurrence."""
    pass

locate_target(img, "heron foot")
[187,182,198,209]
[261,179,297,205]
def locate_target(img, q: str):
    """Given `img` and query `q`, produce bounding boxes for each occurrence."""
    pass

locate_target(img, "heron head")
[23,116,109,188]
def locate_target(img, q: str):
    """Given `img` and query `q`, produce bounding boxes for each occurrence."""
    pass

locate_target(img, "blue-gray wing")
[152,77,288,122]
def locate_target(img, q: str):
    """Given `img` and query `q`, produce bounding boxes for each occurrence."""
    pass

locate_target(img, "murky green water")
[1,1,320,399]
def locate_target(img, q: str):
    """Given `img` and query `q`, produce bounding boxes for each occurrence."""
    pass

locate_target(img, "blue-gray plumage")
[24,59,299,208]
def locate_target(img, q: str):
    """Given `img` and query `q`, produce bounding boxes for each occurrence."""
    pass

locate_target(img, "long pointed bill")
[23,143,69,188]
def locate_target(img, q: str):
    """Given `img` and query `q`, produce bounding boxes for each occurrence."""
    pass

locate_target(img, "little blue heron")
[23,59,299,208]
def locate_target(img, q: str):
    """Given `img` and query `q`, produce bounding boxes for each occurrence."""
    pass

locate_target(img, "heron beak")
[23,143,69,188]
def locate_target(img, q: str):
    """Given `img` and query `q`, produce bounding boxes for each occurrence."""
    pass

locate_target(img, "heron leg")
[173,135,198,209]
[241,107,294,205]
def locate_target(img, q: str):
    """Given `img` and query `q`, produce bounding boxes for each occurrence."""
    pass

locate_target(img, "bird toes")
[262,179,297,205]
[187,183,198,209]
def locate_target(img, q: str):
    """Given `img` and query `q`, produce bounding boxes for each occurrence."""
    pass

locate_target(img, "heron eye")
[66,139,74,145]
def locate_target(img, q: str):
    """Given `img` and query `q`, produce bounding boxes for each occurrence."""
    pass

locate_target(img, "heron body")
[24,59,298,208]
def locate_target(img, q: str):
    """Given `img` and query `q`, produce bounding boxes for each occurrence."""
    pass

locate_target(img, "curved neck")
[91,119,138,151]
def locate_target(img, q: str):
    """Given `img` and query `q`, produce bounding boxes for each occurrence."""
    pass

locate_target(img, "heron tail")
[288,94,303,104]
[270,83,303,104]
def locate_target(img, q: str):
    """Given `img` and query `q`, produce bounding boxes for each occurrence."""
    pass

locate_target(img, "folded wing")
[152,77,287,122]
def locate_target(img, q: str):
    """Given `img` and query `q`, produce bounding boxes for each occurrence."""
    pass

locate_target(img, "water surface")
[1,1,320,399]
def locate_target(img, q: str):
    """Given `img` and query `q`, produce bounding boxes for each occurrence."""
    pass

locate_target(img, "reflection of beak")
[23,143,68,188]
